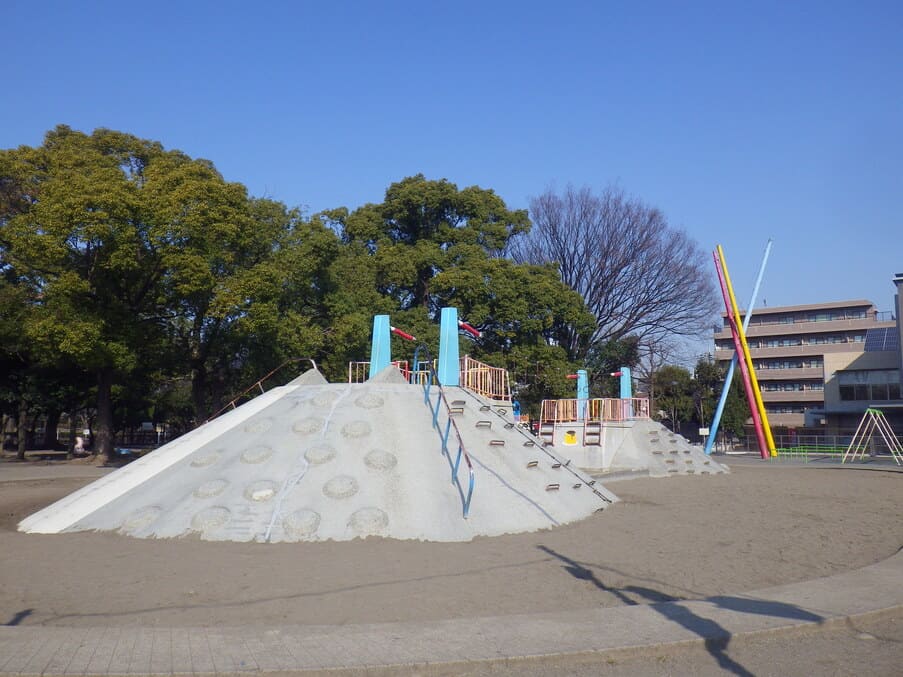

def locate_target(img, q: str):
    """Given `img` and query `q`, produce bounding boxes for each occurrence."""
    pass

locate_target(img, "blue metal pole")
[705,239,772,455]
[619,367,633,419]
[438,307,460,386]
[576,369,588,421]
[368,315,391,379]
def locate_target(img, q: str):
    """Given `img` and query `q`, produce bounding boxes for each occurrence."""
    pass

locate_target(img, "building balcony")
[717,318,894,340]
[716,344,866,359]
[754,367,824,380]
[760,390,825,403]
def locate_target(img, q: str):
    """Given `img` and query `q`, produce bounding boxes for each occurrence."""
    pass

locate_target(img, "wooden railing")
[540,397,650,423]
[459,356,511,401]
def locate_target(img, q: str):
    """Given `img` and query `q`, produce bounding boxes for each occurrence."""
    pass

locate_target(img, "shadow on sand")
[538,545,823,677]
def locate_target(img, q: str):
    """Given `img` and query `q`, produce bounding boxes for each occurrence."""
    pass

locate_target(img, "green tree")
[326,175,595,410]
[585,336,641,397]
[334,174,531,313]
[218,212,342,391]
[691,355,722,431]
[652,365,695,434]
[720,370,752,440]
[1,127,174,458]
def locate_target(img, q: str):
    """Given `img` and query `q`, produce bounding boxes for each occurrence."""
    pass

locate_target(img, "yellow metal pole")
[717,245,777,456]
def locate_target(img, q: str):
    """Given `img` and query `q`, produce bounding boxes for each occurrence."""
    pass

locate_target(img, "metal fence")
[459,356,511,401]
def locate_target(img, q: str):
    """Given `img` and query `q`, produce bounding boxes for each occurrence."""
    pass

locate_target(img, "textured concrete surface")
[0,547,900,675]
[575,417,730,477]
[19,370,613,542]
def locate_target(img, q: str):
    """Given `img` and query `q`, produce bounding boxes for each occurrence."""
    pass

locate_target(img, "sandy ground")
[0,461,901,629]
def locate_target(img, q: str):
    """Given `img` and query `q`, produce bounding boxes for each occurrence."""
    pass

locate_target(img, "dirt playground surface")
[1,462,901,628]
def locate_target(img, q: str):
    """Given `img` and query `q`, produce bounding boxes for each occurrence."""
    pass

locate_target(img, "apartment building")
[713,279,903,430]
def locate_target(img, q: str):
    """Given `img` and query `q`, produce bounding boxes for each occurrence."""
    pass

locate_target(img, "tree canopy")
[1,128,719,457]
[511,185,719,362]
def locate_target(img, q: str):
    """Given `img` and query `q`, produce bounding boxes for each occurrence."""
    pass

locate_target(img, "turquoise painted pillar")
[619,367,632,399]
[369,315,391,379]
[576,369,589,421]
[438,307,460,386]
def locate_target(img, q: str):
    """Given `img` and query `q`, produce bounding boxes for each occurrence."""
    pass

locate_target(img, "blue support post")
[619,367,632,399]
[705,239,772,455]
[618,367,633,419]
[576,369,589,421]
[369,315,391,380]
[438,307,460,386]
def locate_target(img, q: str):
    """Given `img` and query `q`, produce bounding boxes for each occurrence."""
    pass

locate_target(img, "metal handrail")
[415,344,475,518]
[347,360,412,383]
[456,386,613,504]
[205,357,319,423]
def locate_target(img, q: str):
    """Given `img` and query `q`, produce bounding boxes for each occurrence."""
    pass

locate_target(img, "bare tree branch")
[511,185,719,359]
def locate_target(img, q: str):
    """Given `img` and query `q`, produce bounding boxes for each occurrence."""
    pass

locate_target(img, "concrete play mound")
[18,368,616,543]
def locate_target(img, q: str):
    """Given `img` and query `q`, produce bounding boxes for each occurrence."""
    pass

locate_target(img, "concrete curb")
[2,548,901,676]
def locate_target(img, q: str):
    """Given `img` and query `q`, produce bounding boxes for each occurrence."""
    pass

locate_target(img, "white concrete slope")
[18,374,615,543]
[601,418,730,477]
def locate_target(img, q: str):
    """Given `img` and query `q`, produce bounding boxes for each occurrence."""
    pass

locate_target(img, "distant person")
[74,436,85,455]
[512,400,521,419]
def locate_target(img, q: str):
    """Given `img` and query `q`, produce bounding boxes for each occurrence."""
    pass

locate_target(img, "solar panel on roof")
[865,327,899,351]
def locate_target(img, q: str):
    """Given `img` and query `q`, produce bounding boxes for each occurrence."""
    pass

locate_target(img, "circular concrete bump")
[120,506,163,533]
[190,450,222,468]
[342,420,372,438]
[292,416,325,435]
[193,479,229,499]
[282,509,321,540]
[304,443,336,465]
[354,393,384,409]
[323,475,359,499]
[240,445,274,464]
[364,449,397,471]
[190,506,231,533]
[312,391,339,407]
[243,417,273,434]
[349,507,389,536]
[244,480,279,502]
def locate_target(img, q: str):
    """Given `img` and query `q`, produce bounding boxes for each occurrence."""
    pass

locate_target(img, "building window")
[765,404,809,414]
[838,370,902,401]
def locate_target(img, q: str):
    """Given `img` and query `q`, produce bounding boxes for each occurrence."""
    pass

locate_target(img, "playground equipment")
[705,240,771,455]
[20,307,616,542]
[714,245,776,458]
[842,408,903,465]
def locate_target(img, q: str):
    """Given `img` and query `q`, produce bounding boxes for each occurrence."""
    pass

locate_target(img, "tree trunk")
[66,410,78,459]
[96,367,115,462]
[16,398,28,461]
[43,409,61,449]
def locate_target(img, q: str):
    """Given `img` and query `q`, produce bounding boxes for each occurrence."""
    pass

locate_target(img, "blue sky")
[4,0,902,318]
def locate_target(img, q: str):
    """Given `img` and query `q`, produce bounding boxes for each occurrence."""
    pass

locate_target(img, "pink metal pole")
[713,251,768,458]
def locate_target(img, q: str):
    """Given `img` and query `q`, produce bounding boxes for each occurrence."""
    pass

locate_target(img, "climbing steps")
[583,421,602,446]
[539,422,555,447]
[599,419,729,478]
[449,388,616,508]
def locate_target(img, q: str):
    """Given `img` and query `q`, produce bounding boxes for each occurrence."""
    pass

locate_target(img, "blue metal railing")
[415,345,475,518]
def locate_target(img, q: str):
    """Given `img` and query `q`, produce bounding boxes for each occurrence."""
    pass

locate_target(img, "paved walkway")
[1,547,900,675]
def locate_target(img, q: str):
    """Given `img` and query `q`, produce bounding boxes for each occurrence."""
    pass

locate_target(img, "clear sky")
[4,0,901,315]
